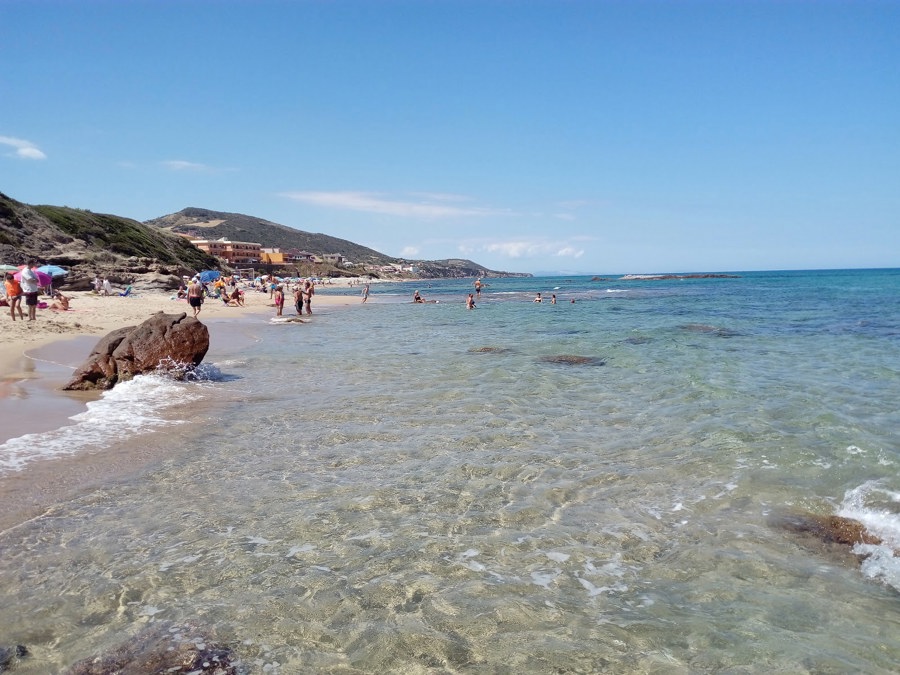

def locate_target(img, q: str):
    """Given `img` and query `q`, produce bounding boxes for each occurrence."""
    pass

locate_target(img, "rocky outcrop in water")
[63,312,209,391]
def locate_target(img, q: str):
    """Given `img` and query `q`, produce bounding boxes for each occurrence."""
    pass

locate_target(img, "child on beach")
[4,273,24,321]
[274,285,284,316]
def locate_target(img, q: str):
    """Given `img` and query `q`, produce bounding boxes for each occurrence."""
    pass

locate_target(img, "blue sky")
[2,0,897,275]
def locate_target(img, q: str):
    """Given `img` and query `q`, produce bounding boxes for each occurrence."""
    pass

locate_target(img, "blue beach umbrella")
[37,264,68,277]
[199,270,221,284]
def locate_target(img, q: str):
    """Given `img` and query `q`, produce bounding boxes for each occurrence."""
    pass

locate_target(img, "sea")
[1,268,899,673]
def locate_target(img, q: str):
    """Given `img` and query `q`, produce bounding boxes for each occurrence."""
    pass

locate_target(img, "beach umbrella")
[14,267,53,287]
[37,264,68,277]
[0,264,18,272]
[199,270,220,284]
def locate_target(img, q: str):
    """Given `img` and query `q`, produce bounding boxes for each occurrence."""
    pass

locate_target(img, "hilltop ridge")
[145,207,530,279]
[0,192,529,289]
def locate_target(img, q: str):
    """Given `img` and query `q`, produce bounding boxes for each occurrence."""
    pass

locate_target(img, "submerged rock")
[468,346,512,354]
[64,623,240,674]
[537,354,606,366]
[0,645,28,672]
[678,323,739,338]
[63,312,209,391]
[775,513,883,548]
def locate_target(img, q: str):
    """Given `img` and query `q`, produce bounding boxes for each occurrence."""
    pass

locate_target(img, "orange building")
[190,237,261,264]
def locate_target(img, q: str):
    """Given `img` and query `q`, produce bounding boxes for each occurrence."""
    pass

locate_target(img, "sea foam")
[0,373,196,475]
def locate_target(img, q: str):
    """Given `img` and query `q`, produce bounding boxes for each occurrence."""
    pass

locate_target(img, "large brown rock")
[64,312,209,391]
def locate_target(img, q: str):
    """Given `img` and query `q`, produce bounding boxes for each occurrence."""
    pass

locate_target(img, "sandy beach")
[0,279,368,375]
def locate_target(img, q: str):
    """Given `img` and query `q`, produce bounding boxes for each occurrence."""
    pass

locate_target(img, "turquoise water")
[1,269,899,672]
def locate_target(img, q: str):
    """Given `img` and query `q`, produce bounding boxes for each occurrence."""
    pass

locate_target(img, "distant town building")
[260,248,286,264]
[190,237,261,264]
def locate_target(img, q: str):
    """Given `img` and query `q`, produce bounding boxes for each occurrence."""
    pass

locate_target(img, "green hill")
[145,207,530,278]
[0,192,220,276]
[144,207,398,267]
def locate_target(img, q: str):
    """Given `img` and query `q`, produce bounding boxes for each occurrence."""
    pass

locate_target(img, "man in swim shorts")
[187,279,205,318]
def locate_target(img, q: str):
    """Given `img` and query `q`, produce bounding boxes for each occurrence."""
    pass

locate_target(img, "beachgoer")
[93,274,102,293]
[19,263,40,321]
[102,276,113,296]
[362,283,370,303]
[49,290,70,311]
[187,278,205,318]
[466,293,476,310]
[294,285,304,315]
[231,287,244,306]
[304,279,313,315]
[551,294,557,304]
[274,285,284,316]
[474,279,483,298]
[533,292,542,303]
[4,272,24,321]
[413,290,425,303]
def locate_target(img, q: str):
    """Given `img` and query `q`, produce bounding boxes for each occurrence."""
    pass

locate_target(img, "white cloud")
[0,136,46,160]
[161,160,211,171]
[280,191,511,219]
[401,246,420,256]
[462,237,589,260]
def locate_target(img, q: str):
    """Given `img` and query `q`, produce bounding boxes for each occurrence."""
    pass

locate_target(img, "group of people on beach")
[2,261,65,321]
[273,278,315,317]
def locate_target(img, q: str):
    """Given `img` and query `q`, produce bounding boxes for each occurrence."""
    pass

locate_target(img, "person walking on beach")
[19,263,39,321]
[187,278,205,318]
[4,272,24,321]
[362,283,370,303]
[102,276,113,296]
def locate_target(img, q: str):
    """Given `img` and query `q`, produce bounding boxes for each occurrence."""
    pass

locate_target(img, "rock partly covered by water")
[0,645,29,671]
[63,312,209,391]
[64,622,240,674]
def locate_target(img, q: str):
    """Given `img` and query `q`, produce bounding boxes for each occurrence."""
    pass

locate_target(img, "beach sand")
[0,280,367,533]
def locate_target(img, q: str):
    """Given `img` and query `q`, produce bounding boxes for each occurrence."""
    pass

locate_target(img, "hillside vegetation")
[0,192,222,289]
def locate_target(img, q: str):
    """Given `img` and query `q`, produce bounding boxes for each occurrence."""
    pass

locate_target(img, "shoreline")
[0,282,365,533]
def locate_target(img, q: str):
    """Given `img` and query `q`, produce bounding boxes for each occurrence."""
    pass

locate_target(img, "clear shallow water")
[1,269,899,673]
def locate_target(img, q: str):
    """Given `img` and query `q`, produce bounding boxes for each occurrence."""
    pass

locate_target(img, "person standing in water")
[362,283,370,303]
